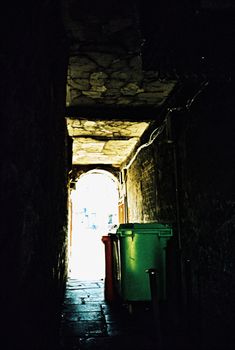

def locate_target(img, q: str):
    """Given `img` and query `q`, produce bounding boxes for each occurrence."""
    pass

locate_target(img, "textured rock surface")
[63,1,176,108]
[67,119,149,166]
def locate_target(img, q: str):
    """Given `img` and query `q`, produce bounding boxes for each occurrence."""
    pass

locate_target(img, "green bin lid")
[118,222,171,229]
[117,222,173,236]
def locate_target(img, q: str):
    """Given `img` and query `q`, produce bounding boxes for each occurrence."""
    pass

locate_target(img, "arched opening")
[69,170,119,280]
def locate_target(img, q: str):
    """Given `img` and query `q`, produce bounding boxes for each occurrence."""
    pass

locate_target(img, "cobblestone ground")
[59,279,159,350]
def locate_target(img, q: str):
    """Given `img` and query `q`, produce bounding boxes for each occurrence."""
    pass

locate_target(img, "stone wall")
[63,0,176,108]
[0,2,69,349]
[124,122,176,224]
[125,147,157,223]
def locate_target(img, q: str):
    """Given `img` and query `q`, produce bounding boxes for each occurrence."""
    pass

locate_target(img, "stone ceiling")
[66,119,150,167]
[63,1,176,169]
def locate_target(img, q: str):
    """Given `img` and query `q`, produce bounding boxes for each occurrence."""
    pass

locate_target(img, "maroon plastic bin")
[102,235,119,302]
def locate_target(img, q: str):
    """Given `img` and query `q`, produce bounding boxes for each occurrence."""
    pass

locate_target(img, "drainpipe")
[123,169,129,223]
[166,110,182,249]
[166,110,184,308]
[166,81,209,310]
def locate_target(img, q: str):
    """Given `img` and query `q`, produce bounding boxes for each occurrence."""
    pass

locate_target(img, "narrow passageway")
[62,171,189,350]
[60,170,161,349]
[59,278,156,350]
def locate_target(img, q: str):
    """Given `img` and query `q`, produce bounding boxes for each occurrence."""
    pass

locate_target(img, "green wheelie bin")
[116,223,173,302]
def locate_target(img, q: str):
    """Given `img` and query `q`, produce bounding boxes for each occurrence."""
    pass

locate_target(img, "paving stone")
[62,311,102,322]
[61,320,105,337]
[63,303,102,312]
[77,311,103,321]
[60,279,160,350]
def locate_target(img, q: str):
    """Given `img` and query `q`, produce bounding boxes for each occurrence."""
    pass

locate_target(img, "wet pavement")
[59,278,159,350]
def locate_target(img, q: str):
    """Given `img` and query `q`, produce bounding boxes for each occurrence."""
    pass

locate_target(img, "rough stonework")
[66,119,149,166]
[63,1,176,108]
[67,54,176,107]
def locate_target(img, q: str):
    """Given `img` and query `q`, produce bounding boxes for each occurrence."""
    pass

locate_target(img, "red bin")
[102,235,119,302]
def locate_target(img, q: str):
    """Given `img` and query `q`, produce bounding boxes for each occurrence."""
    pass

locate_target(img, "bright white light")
[69,172,119,280]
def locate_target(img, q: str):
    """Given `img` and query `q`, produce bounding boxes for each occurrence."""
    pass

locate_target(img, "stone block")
[104,89,121,97]
[91,85,107,92]
[87,52,114,68]
[121,83,144,96]
[111,71,130,80]
[69,56,97,71]
[106,79,126,89]
[69,70,90,79]
[68,78,90,91]
[69,89,82,100]
[117,98,132,105]
[90,71,108,81]
[111,59,129,71]
[143,81,176,93]
[137,92,163,100]
[71,95,96,105]
[90,72,108,90]
[82,91,103,99]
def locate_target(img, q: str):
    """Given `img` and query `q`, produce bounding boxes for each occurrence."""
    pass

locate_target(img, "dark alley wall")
[124,79,235,349]
[0,2,69,349]
[176,80,235,349]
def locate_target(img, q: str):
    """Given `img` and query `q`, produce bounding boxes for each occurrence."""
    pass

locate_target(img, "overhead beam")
[66,105,160,121]
[71,135,133,141]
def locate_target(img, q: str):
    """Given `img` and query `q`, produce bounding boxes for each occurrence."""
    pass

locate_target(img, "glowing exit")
[69,171,119,280]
